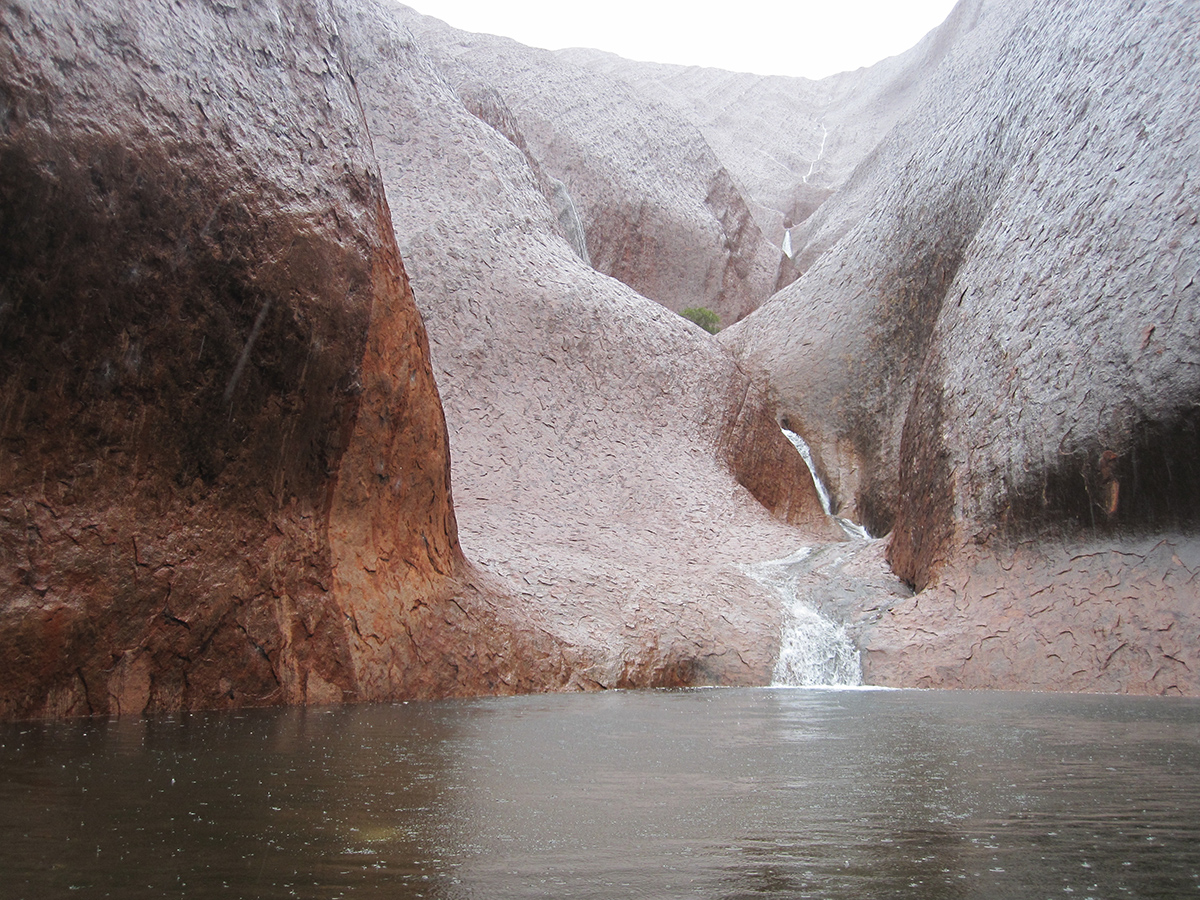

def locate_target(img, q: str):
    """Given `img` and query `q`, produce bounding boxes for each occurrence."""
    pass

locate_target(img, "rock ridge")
[397,6,782,326]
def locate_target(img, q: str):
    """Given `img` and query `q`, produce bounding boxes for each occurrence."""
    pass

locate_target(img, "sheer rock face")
[0,0,573,719]
[339,0,836,690]
[394,6,781,328]
[724,0,1200,693]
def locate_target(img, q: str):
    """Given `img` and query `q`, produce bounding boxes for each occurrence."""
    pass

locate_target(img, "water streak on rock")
[782,428,872,540]
[782,429,831,515]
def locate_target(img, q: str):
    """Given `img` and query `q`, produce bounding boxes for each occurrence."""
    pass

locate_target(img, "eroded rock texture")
[724,0,1200,693]
[0,0,574,718]
[559,11,962,254]
[863,537,1200,695]
[7,0,1184,713]
[339,0,835,689]
[394,6,781,328]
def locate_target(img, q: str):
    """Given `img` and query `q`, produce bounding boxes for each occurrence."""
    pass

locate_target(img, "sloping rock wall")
[724,0,1200,693]
[396,7,781,327]
[863,537,1200,695]
[339,0,836,689]
[560,0,982,263]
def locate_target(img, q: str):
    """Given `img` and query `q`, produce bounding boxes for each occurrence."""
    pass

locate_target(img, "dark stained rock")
[338,0,837,689]
[395,6,781,327]
[0,0,572,718]
[724,0,1200,693]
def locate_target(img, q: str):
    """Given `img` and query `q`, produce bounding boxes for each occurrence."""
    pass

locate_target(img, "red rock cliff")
[0,0,572,718]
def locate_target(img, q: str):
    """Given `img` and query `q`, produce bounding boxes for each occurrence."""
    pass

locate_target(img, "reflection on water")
[2,689,1200,899]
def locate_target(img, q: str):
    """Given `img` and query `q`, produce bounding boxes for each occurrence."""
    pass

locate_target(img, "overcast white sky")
[401,0,961,79]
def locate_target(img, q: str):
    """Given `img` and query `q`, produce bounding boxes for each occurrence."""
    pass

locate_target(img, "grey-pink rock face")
[724,0,1200,693]
[392,5,782,328]
[558,29,929,246]
[338,0,837,689]
[558,0,983,277]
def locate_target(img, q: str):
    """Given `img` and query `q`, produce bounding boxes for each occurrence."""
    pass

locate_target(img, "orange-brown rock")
[0,0,574,719]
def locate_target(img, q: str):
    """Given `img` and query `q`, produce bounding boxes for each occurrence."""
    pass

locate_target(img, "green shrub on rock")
[680,306,721,334]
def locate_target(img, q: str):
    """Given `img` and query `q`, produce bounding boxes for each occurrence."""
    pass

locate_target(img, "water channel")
[3,688,1199,899]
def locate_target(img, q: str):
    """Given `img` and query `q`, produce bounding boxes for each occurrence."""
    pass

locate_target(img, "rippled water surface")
[3,688,1200,899]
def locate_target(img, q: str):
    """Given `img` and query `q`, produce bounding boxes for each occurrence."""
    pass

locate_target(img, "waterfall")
[549,176,591,265]
[741,549,862,687]
[773,605,862,687]
[781,428,872,540]
[752,426,876,685]
[801,118,829,185]
[781,428,831,515]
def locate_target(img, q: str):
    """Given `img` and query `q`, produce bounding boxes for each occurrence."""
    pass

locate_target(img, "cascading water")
[781,428,872,540]
[801,117,829,185]
[745,426,881,686]
[742,549,862,687]
[549,176,591,265]
[773,603,862,686]
[781,429,831,515]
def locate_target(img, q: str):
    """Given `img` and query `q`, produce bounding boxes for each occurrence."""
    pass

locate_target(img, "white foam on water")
[837,518,872,541]
[741,549,862,688]
[771,603,861,687]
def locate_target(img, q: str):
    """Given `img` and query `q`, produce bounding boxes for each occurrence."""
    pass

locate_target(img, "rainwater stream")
[3,689,1199,899]
[751,428,873,687]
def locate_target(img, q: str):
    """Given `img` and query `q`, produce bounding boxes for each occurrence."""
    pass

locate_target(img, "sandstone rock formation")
[7,0,1188,715]
[338,0,836,690]
[0,0,576,719]
[558,0,982,269]
[0,0,834,719]
[723,0,1200,693]
[396,6,782,327]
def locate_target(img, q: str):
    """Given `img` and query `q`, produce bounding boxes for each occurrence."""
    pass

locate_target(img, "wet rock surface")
[0,0,572,718]
[724,0,1200,692]
[340,0,835,690]
[863,536,1200,695]
[558,9,965,253]
[395,6,781,327]
[3,0,1194,714]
